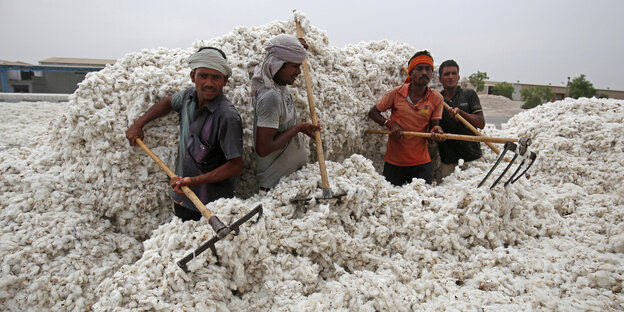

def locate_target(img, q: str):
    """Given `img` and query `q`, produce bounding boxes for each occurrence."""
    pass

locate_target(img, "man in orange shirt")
[368,50,444,185]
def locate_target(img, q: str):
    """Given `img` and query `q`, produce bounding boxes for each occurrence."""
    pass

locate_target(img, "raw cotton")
[1,13,623,311]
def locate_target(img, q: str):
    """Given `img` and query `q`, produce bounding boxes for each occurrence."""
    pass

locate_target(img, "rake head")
[177,204,263,272]
[478,138,537,188]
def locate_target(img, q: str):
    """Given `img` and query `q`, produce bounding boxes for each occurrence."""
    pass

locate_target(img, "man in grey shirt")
[251,34,319,190]
[126,47,243,221]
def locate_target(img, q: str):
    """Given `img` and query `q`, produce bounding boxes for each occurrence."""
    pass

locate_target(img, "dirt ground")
[479,94,525,116]
[478,94,525,128]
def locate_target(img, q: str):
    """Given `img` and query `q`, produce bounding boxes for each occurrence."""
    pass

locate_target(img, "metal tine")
[177,204,263,272]
[511,152,537,184]
[490,138,531,189]
[490,152,519,189]
[504,158,527,187]
[478,141,516,187]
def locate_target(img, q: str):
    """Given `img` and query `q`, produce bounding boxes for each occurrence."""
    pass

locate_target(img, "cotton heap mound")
[1,14,623,311]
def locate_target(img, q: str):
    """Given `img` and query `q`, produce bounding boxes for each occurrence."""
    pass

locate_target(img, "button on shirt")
[169,87,243,211]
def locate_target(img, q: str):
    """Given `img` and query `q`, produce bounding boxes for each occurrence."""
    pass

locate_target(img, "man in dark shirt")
[437,60,485,179]
[126,47,243,221]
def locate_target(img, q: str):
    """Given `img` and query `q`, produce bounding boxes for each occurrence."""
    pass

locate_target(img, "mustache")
[419,75,430,80]
[201,86,218,92]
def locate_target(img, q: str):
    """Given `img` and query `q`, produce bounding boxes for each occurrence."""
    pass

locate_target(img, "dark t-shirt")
[438,87,483,164]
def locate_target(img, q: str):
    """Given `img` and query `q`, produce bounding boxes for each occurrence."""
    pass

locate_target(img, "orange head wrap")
[405,54,434,83]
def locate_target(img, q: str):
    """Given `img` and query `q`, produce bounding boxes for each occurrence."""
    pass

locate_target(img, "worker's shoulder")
[380,85,404,99]
[460,87,478,97]
[429,88,444,101]
[217,96,240,114]
[257,87,281,99]
[216,102,242,126]
[255,88,284,105]
[170,86,194,100]
[179,86,196,99]
[388,85,404,94]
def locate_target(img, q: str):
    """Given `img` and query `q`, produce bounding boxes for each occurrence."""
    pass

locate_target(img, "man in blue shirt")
[126,47,243,221]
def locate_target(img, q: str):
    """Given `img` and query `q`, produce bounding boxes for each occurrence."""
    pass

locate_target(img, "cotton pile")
[1,13,623,311]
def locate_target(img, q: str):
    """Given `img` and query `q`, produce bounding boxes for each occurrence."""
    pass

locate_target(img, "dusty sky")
[1,0,622,90]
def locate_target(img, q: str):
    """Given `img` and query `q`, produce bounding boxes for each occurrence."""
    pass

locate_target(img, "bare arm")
[368,105,403,138]
[126,96,173,146]
[170,157,242,194]
[255,122,319,157]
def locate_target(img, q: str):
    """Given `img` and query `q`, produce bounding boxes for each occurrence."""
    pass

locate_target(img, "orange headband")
[405,55,434,83]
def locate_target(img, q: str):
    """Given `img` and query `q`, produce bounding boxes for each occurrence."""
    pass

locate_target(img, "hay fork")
[504,151,537,186]
[478,137,536,188]
[134,138,263,272]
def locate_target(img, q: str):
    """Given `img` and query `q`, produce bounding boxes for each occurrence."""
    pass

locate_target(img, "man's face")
[440,66,460,89]
[190,67,228,103]
[274,62,302,85]
[409,63,433,87]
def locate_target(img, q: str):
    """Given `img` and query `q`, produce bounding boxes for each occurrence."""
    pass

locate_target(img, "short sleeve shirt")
[438,87,483,163]
[169,87,243,210]
[376,83,444,166]
[253,86,307,188]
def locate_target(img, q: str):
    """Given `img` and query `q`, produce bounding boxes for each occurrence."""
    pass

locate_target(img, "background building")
[480,80,624,101]
[0,57,116,94]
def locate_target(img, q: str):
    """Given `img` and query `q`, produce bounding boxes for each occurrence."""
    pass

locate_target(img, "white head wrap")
[188,49,232,77]
[250,34,307,96]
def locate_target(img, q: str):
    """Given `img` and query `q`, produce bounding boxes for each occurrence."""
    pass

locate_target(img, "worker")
[125,47,243,221]
[437,59,485,179]
[368,50,444,185]
[251,34,319,191]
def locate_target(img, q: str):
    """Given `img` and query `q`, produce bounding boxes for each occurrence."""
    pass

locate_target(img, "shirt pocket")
[187,134,219,173]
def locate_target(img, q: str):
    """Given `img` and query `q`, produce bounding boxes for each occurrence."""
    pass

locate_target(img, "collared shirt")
[169,87,243,210]
[376,83,443,166]
[438,86,483,163]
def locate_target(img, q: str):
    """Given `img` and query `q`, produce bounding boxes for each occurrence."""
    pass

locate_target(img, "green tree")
[521,86,554,109]
[491,82,515,99]
[568,74,597,99]
[468,71,489,92]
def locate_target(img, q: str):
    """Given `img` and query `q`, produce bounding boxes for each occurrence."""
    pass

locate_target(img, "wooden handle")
[442,102,501,154]
[296,20,330,190]
[365,129,518,144]
[135,138,212,219]
[402,66,502,154]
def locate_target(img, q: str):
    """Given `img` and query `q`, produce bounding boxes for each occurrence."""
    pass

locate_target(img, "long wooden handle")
[365,129,518,144]
[442,102,501,154]
[135,138,212,219]
[296,20,330,190]
[401,67,501,154]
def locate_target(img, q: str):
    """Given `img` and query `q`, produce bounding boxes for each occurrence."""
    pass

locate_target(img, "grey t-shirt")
[253,86,307,188]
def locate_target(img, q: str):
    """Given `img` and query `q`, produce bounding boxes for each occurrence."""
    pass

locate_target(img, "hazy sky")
[2,0,622,90]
